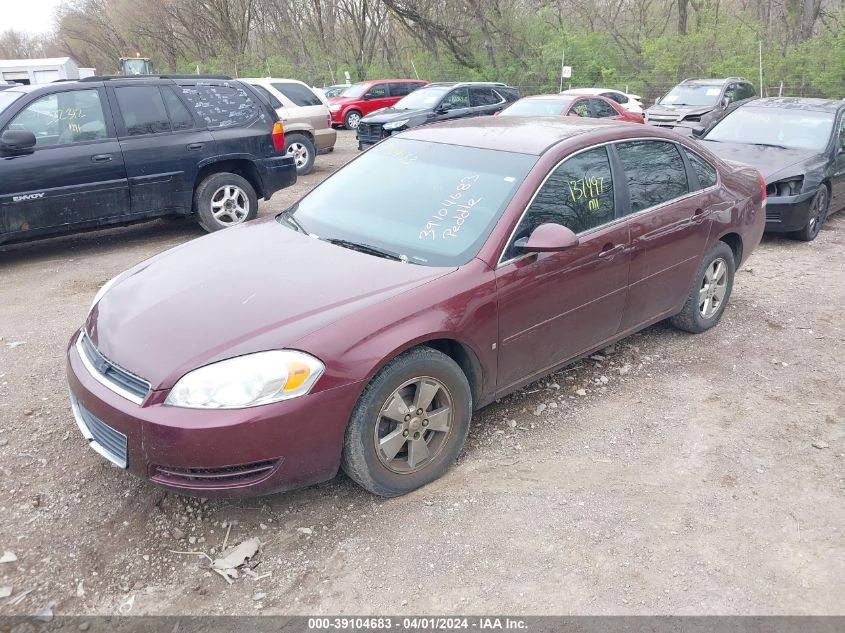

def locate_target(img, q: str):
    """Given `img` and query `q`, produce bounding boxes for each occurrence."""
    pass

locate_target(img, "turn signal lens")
[272,121,285,151]
[283,361,312,391]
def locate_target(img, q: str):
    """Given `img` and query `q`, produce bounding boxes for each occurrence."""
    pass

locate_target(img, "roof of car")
[740,97,844,112]
[679,77,748,86]
[400,116,623,155]
[424,81,512,89]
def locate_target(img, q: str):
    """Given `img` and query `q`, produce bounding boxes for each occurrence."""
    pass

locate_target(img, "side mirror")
[436,102,453,114]
[516,223,579,253]
[720,97,729,108]
[0,129,36,155]
[691,127,705,138]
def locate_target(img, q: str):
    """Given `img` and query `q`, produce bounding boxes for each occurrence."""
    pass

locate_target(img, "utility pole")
[758,41,763,96]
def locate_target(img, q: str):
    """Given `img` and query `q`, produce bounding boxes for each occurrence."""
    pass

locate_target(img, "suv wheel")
[194,172,258,233]
[344,110,362,130]
[285,133,316,176]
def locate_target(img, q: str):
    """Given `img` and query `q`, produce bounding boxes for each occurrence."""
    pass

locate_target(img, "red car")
[67,117,765,498]
[500,93,645,123]
[329,79,428,129]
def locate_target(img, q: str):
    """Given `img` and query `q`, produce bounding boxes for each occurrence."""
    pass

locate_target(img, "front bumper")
[763,190,816,233]
[255,155,296,200]
[67,331,363,498]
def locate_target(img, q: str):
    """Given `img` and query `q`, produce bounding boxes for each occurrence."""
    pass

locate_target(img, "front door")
[0,87,129,237]
[615,140,718,330]
[108,83,214,215]
[434,87,472,122]
[830,114,845,211]
[495,146,631,392]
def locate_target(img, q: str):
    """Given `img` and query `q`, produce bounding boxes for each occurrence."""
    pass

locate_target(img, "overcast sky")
[1,0,66,35]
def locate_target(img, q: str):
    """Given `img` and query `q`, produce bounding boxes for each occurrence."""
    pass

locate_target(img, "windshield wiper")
[751,142,788,150]
[278,209,308,234]
[324,238,408,262]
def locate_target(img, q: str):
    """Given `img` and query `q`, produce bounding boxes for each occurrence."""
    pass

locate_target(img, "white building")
[0,57,95,85]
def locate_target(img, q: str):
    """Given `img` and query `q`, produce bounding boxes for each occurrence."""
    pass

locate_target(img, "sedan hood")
[87,218,454,389]
[698,140,820,181]
[361,106,431,124]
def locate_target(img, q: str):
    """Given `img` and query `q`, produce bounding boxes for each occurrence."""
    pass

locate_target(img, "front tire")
[341,347,472,497]
[344,110,362,130]
[285,133,316,176]
[670,241,735,334]
[194,172,258,233]
[792,187,829,242]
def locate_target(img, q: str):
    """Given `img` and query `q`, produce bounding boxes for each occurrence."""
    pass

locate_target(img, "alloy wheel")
[286,142,309,169]
[346,112,361,129]
[210,185,249,226]
[807,188,828,239]
[699,257,728,319]
[373,376,453,474]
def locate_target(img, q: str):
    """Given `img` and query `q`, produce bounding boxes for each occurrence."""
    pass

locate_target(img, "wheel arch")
[717,231,743,266]
[195,159,264,200]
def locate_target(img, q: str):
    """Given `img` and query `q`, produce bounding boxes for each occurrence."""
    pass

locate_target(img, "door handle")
[91,154,113,162]
[598,243,625,258]
[187,143,205,150]
[691,208,706,223]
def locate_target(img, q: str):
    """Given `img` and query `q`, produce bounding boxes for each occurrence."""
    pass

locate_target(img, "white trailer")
[0,57,85,85]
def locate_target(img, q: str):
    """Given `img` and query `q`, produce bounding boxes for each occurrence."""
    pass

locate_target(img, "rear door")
[616,140,717,331]
[0,86,129,236]
[108,82,215,215]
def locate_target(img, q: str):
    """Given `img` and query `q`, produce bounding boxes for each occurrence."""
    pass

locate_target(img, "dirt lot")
[0,130,843,616]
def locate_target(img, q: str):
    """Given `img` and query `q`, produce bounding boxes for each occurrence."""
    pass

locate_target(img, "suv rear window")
[272,82,322,107]
[178,83,260,129]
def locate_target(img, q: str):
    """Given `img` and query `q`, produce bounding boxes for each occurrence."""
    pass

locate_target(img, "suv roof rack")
[681,76,746,84]
[78,74,233,82]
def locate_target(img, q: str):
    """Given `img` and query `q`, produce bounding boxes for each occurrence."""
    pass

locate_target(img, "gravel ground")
[0,130,843,616]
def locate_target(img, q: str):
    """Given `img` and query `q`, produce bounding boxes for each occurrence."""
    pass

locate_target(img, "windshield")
[0,90,23,114]
[283,138,537,266]
[339,82,368,99]
[705,107,834,152]
[659,84,722,107]
[394,86,451,110]
[501,98,571,117]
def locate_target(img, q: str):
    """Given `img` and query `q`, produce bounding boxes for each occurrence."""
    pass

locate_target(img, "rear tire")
[341,347,472,497]
[792,187,828,242]
[285,133,316,176]
[194,172,258,233]
[670,241,735,334]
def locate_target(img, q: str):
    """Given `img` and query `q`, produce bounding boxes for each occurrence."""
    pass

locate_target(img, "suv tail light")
[272,121,285,152]
[326,112,332,127]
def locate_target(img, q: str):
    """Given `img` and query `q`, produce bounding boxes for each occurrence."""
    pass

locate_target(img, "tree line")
[1,0,843,100]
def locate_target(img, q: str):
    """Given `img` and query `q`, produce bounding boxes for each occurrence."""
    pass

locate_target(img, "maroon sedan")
[499,94,645,123]
[67,117,765,498]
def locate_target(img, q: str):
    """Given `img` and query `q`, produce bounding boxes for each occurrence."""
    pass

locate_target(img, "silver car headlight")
[90,272,127,310]
[383,119,409,130]
[165,350,325,409]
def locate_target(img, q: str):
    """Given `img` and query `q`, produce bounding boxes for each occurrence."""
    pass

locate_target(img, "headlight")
[165,350,325,409]
[383,119,409,130]
[329,104,341,112]
[90,272,127,310]
[767,177,803,197]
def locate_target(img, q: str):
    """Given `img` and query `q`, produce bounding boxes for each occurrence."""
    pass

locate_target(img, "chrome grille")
[77,333,150,404]
[70,392,128,468]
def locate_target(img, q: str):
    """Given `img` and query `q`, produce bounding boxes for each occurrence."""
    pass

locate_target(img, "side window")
[738,83,756,100]
[604,92,627,104]
[270,82,322,107]
[161,86,195,131]
[178,83,260,128]
[503,147,615,261]
[684,149,718,189]
[569,100,590,117]
[837,116,845,152]
[723,83,740,104]
[115,86,170,136]
[408,82,425,93]
[252,84,282,110]
[616,141,689,213]
[365,84,387,99]
[470,88,500,107]
[591,99,617,118]
[7,89,107,146]
[388,82,411,97]
[442,87,470,109]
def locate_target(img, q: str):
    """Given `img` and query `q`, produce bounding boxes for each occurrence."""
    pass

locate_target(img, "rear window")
[178,83,261,129]
[272,82,322,107]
